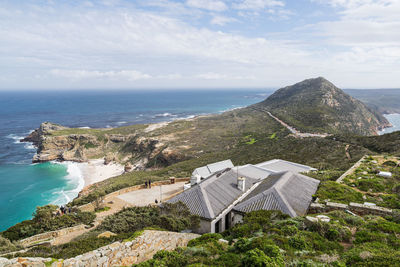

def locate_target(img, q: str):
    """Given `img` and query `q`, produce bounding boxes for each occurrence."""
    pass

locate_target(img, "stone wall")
[19,224,86,248]
[79,178,189,212]
[1,230,199,267]
[309,201,392,216]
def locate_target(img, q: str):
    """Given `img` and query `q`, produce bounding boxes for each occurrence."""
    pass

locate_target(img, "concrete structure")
[169,159,319,233]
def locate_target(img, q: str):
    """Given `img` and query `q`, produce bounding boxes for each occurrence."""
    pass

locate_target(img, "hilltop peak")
[257,78,389,135]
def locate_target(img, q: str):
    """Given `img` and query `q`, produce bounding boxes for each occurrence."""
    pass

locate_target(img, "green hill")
[256,77,390,135]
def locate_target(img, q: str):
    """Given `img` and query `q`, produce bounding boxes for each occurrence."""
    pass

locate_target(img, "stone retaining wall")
[79,178,189,212]
[309,201,393,216]
[1,230,199,267]
[19,224,87,248]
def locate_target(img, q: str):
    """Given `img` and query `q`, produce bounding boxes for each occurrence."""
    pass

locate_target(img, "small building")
[169,160,320,233]
[190,159,234,185]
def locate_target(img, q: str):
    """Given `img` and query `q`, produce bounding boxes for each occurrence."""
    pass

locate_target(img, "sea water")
[379,114,400,135]
[0,89,270,230]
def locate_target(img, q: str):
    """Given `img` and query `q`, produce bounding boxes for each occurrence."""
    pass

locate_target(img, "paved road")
[266,111,330,138]
[117,182,185,206]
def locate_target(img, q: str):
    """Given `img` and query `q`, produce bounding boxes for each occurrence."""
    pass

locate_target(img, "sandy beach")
[79,158,125,187]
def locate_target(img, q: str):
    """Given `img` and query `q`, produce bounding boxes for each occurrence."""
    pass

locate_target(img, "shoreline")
[78,158,125,187]
[378,113,400,135]
[52,159,124,205]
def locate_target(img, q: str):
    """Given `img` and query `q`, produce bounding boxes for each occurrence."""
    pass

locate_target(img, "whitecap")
[6,134,24,144]
[116,121,127,125]
[78,126,91,129]
[50,161,85,205]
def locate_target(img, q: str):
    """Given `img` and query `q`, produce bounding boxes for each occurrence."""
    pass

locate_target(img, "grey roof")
[255,159,317,174]
[233,171,320,217]
[169,166,267,219]
[192,159,234,179]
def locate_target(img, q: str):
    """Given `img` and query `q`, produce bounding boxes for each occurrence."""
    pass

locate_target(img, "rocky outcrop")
[22,122,187,168]
[1,230,199,267]
[32,134,97,163]
[20,122,67,146]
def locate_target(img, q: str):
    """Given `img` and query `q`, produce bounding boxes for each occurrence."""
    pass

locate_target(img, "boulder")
[97,231,117,238]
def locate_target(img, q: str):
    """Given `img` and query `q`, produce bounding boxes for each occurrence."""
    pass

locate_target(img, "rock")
[97,231,117,238]
[108,135,127,143]
[104,154,115,165]
[124,162,133,172]
[0,257,11,266]
[316,215,331,222]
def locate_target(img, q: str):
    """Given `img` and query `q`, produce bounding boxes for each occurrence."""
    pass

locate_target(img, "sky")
[0,0,399,90]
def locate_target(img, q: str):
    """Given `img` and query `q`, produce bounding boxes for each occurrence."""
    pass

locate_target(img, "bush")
[98,203,199,234]
[325,228,340,241]
[188,233,223,247]
[241,248,284,267]
[288,235,307,250]
[0,236,19,254]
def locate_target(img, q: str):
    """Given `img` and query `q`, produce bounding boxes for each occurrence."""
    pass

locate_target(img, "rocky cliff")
[21,122,187,169]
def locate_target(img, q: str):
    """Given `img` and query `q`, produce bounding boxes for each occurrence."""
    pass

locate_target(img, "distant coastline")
[378,113,400,135]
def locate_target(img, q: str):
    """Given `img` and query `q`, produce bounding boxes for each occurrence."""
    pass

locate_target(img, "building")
[168,159,320,233]
[190,159,234,186]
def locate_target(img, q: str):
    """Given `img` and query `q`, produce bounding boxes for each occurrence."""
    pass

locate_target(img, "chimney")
[237,177,246,191]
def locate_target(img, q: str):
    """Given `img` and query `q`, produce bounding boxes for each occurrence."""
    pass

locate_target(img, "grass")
[95,206,111,213]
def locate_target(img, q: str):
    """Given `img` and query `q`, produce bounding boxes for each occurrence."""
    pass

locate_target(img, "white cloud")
[195,72,255,80]
[210,15,237,25]
[186,0,228,11]
[50,69,151,81]
[233,0,285,10]
[0,1,399,89]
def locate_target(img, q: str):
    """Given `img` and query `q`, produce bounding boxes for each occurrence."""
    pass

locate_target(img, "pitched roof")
[169,165,269,219]
[233,171,320,217]
[192,159,234,178]
[255,159,317,174]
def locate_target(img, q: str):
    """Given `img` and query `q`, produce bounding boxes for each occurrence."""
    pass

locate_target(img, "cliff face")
[21,122,187,169]
[257,77,391,135]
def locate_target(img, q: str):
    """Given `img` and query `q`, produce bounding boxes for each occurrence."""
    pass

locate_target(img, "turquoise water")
[0,162,75,230]
[379,114,400,135]
[0,89,270,231]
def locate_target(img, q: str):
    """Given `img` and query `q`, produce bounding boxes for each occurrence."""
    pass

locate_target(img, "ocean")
[379,114,400,135]
[0,89,270,231]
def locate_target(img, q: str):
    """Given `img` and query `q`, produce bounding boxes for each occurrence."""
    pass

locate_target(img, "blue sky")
[0,0,399,89]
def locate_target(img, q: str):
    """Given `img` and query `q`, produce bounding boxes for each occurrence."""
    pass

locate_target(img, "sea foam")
[51,161,85,205]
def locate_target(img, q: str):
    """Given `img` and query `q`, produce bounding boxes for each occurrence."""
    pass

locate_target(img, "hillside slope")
[256,77,390,135]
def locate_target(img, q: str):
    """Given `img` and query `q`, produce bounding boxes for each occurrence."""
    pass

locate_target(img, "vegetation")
[0,236,20,254]
[9,203,199,259]
[1,205,95,241]
[137,210,400,266]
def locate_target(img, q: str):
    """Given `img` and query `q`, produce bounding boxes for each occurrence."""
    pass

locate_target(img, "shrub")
[1,206,95,241]
[282,225,298,236]
[188,233,223,247]
[241,248,284,267]
[98,203,199,234]
[288,235,307,250]
[0,236,19,254]
[325,228,340,241]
